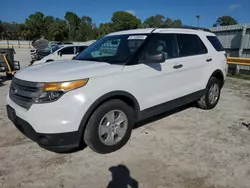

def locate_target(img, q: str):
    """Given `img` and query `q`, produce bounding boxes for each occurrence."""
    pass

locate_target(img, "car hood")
[15,60,123,82]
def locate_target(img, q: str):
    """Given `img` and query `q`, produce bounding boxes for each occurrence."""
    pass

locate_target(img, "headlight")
[36,79,88,103]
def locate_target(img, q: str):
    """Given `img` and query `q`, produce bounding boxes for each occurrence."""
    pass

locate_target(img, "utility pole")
[196,15,200,27]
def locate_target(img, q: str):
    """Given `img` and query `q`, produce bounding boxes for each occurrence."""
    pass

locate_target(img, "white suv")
[6,27,227,154]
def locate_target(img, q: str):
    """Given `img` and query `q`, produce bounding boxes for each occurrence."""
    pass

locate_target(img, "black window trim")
[59,46,75,55]
[130,33,208,65]
[175,33,208,58]
[206,35,224,52]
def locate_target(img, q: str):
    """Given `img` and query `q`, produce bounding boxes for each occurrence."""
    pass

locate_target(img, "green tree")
[171,19,182,27]
[143,14,166,27]
[111,11,141,31]
[0,21,22,40]
[214,16,238,26]
[98,22,113,38]
[50,18,68,41]
[24,12,47,39]
[164,18,173,27]
[64,12,81,41]
[43,16,55,40]
[0,21,3,38]
[143,14,182,28]
[76,16,98,41]
[0,11,184,41]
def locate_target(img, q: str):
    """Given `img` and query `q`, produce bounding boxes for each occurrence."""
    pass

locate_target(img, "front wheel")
[197,77,221,109]
[83,99,134,154]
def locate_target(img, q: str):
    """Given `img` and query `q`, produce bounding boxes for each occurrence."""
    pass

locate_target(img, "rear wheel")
[197,77,221,109]
[84,99,134,154]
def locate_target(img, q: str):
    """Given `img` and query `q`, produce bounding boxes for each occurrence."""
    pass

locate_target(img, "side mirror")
[142,52,165,64]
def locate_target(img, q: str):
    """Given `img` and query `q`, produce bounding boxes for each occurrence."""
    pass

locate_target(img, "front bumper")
[6,105,80,152]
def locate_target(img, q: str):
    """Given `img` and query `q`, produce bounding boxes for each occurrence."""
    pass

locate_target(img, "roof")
[107,28,155,36]
[108,27,212,36]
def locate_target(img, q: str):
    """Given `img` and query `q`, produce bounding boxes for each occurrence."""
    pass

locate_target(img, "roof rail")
[160,25,211,32]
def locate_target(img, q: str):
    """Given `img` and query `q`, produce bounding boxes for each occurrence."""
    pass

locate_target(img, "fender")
[209,69,225,88]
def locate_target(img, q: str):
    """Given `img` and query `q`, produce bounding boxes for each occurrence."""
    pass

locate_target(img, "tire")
[197,77,221,110]
[83,99,134,154]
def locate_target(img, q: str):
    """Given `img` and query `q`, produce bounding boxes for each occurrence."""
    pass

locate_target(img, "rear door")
[206,35,228,79]
[173,33,210,94]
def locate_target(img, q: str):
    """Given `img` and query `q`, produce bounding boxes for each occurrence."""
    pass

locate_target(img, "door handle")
[173,64,183,69]
[206,58,212,62]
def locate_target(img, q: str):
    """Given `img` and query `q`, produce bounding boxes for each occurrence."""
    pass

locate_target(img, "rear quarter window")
[176,34,208,57]
[206,36,224,52]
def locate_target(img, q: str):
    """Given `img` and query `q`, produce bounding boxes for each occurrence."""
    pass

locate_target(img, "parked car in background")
[30,45,61,64]
[31,44,89,65]
[50,41,73,46]
[30,39,62,65]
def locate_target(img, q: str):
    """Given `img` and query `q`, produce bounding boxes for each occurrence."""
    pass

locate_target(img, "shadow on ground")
[134,103,193,129]
[107,164,139,188]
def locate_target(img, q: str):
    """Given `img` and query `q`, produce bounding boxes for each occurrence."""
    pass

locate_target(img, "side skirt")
[137,90,204,121]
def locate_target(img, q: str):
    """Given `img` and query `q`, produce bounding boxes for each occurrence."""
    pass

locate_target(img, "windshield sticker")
[128,35,147,40]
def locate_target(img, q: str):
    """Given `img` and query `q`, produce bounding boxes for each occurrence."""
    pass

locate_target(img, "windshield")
[74,34,148,64]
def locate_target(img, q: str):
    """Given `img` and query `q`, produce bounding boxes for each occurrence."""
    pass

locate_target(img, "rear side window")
[176,34,207,57]
[59,46,74,55]
[206,36,224,51]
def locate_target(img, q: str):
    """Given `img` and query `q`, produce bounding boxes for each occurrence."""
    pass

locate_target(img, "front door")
[123,33,188,110]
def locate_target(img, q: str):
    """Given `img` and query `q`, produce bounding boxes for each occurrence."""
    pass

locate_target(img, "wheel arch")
[78,90,140,137]
[209,69,225,88]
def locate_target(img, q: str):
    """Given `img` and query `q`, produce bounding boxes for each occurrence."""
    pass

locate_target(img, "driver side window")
[140,34,178,62]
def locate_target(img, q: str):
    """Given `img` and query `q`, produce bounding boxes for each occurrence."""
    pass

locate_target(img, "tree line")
[0,11,238,42]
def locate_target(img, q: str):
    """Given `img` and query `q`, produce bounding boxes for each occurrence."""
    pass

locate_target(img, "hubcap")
[208,83,219,105]
[98,110,128,146]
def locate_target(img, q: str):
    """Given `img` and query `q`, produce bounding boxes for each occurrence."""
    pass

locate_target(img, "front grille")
[9,77,44,110]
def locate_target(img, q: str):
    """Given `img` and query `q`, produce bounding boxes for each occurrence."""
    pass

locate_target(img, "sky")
[1,0,250,28]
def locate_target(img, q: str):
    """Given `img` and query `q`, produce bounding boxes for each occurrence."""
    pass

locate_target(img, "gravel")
[0,49,250,188]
